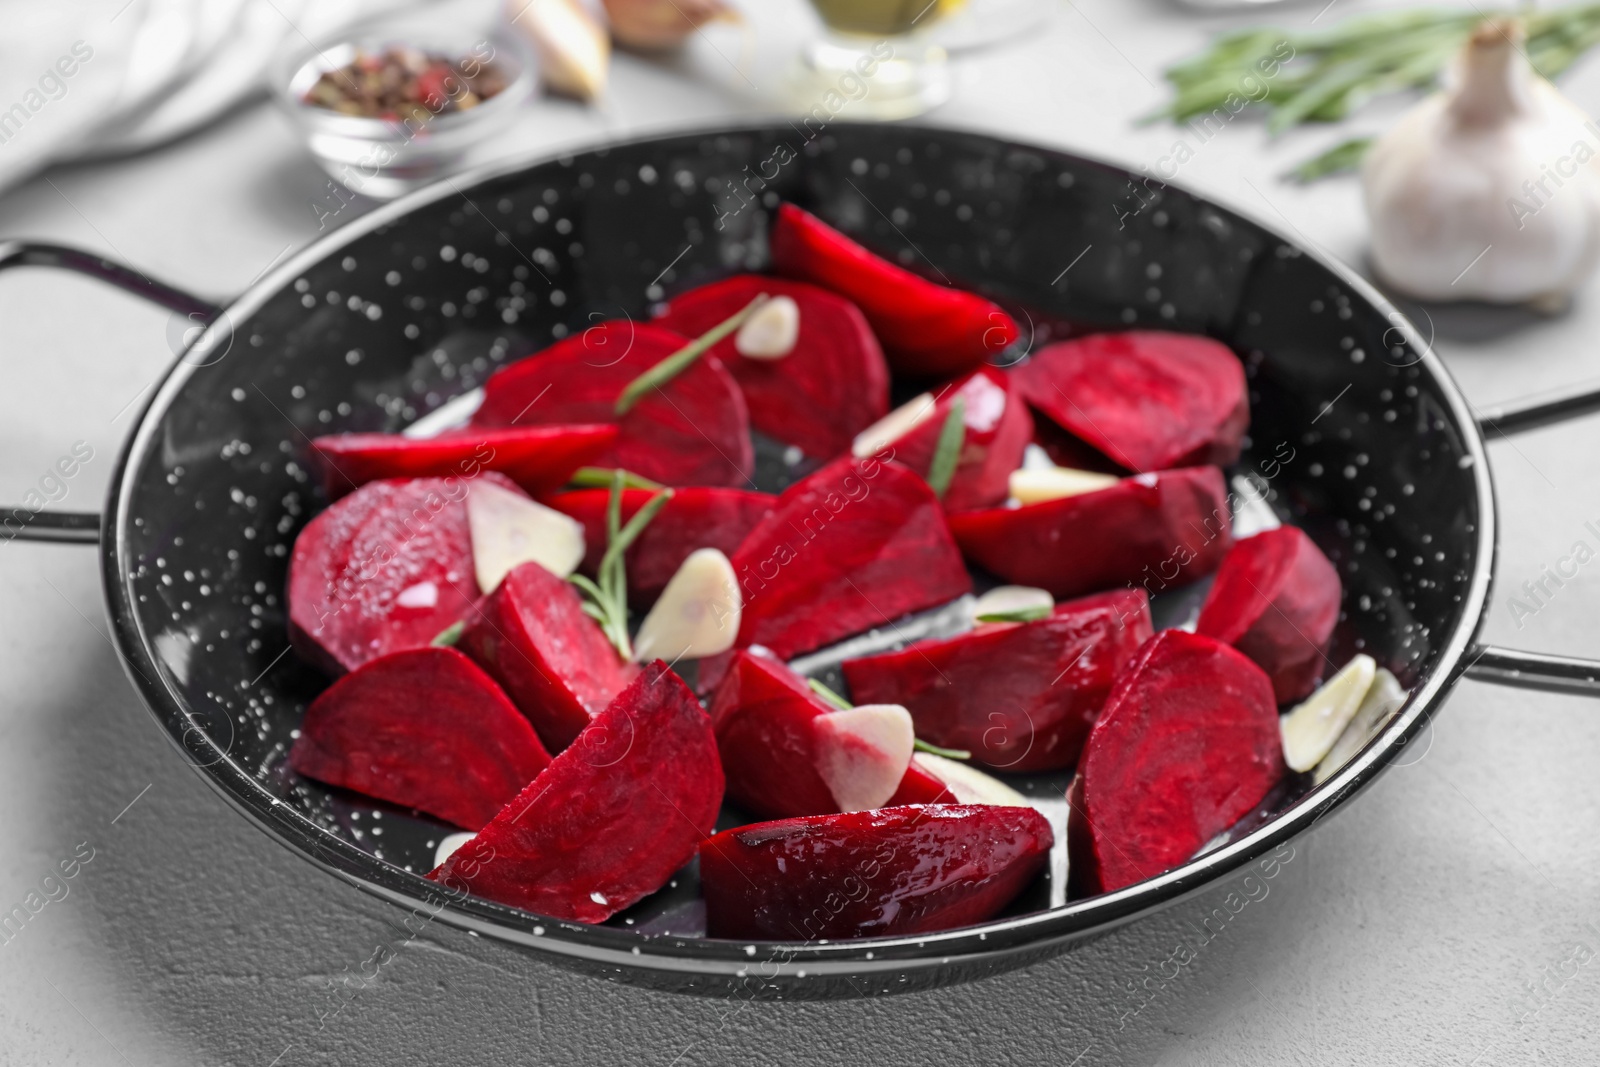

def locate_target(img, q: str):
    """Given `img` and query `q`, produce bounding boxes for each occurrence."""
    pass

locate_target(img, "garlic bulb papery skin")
[1362,19,1600,307]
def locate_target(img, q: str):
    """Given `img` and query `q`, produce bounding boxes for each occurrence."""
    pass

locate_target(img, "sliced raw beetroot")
[470,321,754,487]
[947,466,1233,599]
[770,203,1019,380]
[458,560,638,752]
[287,474,521,675]
[700,805,1053,940]
[843,589,1153,772]
[310,424,616,500]
[289,647,550,830]
[730,456,971,660]
[709,651,912,818]
[550,486,774,608]
[885,760,955,805]
[857,367,1033,511]
[1067,629,1284,896]
[653,274,890,458]
[1196,526,1342,704]
[1012,331,1248,472]
[428,661,723,922]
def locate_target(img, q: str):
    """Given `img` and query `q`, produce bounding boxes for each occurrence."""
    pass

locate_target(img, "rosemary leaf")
[914,739,971,760]
[568,466,665,490]
[1286,137,1373,182]
[614,294,769,415]
[431,620,465,647]
[807,677,853,710]
[568,471,673,661]
[975,606,1053,624]
[925,396,967,499]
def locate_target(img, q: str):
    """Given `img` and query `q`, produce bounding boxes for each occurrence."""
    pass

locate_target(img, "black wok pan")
[10,123,1598,998]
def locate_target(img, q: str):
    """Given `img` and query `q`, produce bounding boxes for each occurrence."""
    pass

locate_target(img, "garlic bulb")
[506,0,610,101]
[601,0,736,52]
[1362,19,1600,307]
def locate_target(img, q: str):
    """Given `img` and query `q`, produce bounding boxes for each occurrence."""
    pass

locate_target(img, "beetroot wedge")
[289,647,550,830]
[843,589,1153,772]
[1196,526,1342,704]
[311,424,616,500]
[770,203,1019,380]
[730,455,972,660]
[1012,331,1248,472]
[458,560,638,752]
[710,651,914,818]
[428,661,723,922]
[550,486,774,608]
[855,366,1032,511]
[1067,630,1284,896]
[287,474,522,674]
[653,274,890,458]
[947,466,1233,598]
[701,805,1052,940]
[471,321,754,487]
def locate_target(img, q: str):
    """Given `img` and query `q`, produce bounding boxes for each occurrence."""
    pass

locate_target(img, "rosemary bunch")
[1149,4,1600,180]
[568,470,673,660]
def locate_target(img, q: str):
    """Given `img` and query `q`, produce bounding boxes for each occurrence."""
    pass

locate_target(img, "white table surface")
[4,1,1600,1063]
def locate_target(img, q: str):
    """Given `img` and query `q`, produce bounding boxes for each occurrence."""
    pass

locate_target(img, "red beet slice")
[1196,526,1342,704]
[550,486,774,608]
[708,650,849,818]
[311,424,616,500]
[458,560,638,752]
[1067,629,1284,896]
[885,761,955,805]
[770,203,1019,380]
[730,455,972,659]
[843,589,1153,773]
[1012,331,1248,472]
[287,474,520,675]
[861,367,1032,511]
[653,274,890,458]
[470,321,754,487]
[700,805,1052,940]
[289,647,551,830]
[947,466,1233,599]
[428,661,723,922]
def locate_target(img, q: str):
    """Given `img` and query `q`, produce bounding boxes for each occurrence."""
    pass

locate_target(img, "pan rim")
[99,120,1497,980]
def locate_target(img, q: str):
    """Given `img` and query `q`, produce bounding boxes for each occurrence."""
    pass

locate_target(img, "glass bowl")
[272,22,535,201]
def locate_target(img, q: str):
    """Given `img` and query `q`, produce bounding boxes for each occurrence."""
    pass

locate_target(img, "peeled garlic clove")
[467,480,586,592]
[912,752,1029,806]
[851,392,936,457]
[1362,18,1600,305]
[507,0,610,101]
[1008,466,1120,505]
[1280,654,1377,773]
[434,831,477,869]
[1314,667,1407,784]
[971,585,1054,622]
[601,0,737,51]
[813,704,915,811]
[632,547,740,661]
[734,294,799,360]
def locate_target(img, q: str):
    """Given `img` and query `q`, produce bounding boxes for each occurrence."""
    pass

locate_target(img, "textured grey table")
[4,1,1600,1063]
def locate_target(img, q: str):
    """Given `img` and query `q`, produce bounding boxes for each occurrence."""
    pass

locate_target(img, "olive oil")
[809,0,965,36]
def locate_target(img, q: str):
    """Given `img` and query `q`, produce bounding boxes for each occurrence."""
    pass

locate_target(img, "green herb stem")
[570,469,673,661]
[925,395,967,499]
[974,606,1052,624]
[913,739,972,760]
[613,294,769,416]
[431,620,465,647]
[568,466,665,490]
[807,677,854,710]
[807,677,973,760]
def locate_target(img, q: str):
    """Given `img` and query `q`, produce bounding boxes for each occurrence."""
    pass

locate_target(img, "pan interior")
[111,126,1481,950]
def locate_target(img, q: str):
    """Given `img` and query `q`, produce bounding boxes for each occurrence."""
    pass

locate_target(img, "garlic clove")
[851,392,937,458]
[970,585,1054,622]
[1362,18,1600,306]
[467,479,587,592]
[434,831,477,869]
[812,704,915,812]
[631,547,741,661]
[1313,667,1407,784]
[912,752,1029,806]
[1008,466,1121,505]
[507,0,610,101]
[1280,654,1377,773]
[734,294,799,360]
[600,0,737,52]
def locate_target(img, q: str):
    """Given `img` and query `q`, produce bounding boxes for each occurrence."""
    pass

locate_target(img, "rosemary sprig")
[1151,5,1600,179]
[975,605,1052,624]
[805,679,970,760]
[924,396,967,500]
[568,469,673,660]
[613,294,769,415]
[568,466,665,490]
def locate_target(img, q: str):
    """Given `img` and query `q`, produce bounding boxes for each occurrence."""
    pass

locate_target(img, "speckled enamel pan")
[7,124,1597,998]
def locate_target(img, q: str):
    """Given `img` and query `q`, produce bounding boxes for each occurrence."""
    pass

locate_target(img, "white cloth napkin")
[0,0,426,193]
